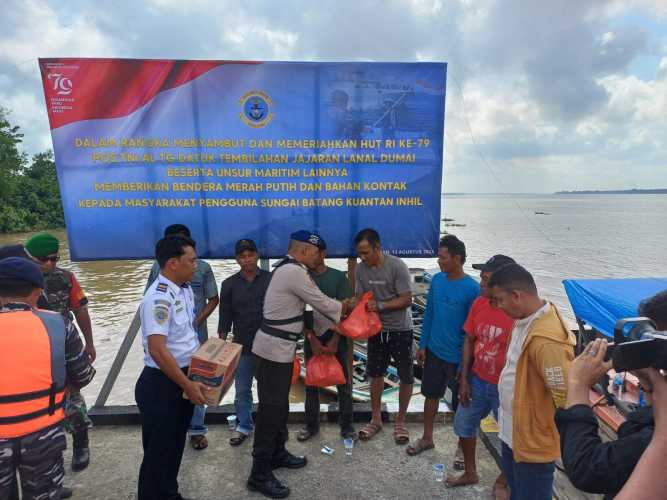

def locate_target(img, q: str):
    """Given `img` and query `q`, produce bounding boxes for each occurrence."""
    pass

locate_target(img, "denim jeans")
[453,374,499,438]
[234,353,258,435]
[501,441,555,500]
[187,404,207,436]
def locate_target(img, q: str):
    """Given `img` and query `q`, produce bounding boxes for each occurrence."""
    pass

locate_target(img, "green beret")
[25,232,60,257]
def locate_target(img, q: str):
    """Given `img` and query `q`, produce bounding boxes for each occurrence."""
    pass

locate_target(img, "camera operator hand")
[614,368,667,500]
[566,338,612,409]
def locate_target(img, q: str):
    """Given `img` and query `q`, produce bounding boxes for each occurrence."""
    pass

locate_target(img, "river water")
[2,193,666,405]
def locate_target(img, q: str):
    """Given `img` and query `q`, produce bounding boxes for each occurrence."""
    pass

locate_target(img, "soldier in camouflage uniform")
[0,257,95,500]
[25,233,96,472]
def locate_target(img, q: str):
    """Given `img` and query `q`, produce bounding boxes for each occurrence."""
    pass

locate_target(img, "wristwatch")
[377,301,385,312]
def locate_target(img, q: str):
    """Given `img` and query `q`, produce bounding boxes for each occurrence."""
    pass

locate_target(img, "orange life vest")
[0,307,67,438]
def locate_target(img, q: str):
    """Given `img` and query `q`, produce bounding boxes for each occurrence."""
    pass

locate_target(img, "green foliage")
[0,108,64,233]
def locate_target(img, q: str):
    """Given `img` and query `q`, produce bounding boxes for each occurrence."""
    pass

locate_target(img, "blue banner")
[40,59,446,260]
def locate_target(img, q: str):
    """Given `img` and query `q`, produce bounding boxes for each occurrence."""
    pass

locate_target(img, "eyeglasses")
[37,254,60,263]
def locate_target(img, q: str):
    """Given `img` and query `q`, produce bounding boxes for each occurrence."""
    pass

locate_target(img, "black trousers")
[251,357,293,476]
[135,366,194,500]
[304,340,353,433]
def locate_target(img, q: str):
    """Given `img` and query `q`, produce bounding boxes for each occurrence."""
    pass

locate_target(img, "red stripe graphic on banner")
[38,58,258,129]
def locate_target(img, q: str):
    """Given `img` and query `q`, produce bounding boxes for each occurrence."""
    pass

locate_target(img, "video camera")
[606,317,667,371]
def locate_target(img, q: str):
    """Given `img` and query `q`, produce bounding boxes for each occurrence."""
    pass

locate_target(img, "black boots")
[271,451,307,470]
[248,461,291,498]
[71,428,90,471]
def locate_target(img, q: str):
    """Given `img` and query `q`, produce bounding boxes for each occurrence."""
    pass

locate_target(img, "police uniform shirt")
[140,274,199,369]
[251,256,343,363]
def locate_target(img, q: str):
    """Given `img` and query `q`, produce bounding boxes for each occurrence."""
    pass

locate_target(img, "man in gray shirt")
[353,228,414,446]
[248,230,347,499]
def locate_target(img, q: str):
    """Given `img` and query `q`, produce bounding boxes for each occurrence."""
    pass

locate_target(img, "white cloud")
[0,0,121,75]
[0,0,664,192]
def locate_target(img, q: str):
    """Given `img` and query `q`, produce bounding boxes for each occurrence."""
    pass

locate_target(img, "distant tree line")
[0,107,64,233]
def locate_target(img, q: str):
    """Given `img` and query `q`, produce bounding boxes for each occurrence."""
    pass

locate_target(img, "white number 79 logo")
[48,73,73,95]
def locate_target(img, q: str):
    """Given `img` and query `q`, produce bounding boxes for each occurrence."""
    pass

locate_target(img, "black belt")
[260,322,301,342]
[263,314,304,326]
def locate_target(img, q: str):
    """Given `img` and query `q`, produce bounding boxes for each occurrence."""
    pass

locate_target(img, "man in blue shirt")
[407,235,480,456]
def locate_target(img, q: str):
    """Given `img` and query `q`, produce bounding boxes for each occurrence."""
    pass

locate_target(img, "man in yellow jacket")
[488,263,575,500]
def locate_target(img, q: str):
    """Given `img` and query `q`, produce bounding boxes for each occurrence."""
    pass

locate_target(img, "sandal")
[358,422,383,441]
[229,431,248,446]
[406,437,434,456]
[393,423,410,445]
[190,435,208,450]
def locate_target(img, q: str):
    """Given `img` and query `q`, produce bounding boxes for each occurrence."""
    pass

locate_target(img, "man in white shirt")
[489,263,575,500]
[135,235,209,500]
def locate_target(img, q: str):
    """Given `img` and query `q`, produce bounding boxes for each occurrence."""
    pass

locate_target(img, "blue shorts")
[453,373,499,439]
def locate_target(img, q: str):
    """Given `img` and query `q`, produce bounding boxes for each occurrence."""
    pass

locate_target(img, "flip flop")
[229,431,248,446]
[393,423,410,445]
[406,437,434,456]
[358,422,383,441]
[190,435,208,450]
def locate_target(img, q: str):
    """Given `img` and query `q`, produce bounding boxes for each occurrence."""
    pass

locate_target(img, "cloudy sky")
[1,0,665,193]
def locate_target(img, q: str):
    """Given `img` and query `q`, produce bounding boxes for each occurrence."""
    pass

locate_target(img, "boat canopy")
[563,278,667,337]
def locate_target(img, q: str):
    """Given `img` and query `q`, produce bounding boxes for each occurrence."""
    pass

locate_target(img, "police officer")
[0,257,95,500]
[135,235,209,500]
[25,232,96,471]
[248,230,348,498]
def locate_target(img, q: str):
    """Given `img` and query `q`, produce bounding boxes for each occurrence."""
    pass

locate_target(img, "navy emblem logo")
[240,91,274,128]
[154,305,169,324]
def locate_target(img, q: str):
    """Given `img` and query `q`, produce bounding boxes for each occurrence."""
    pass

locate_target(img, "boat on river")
[563,277,667,433]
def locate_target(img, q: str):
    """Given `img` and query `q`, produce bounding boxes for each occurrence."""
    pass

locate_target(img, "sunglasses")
[37,254,60,263]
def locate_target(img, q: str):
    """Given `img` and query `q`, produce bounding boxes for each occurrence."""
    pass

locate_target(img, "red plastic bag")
[305,354,346,387]
[291,356,301,385]
[339,291,382,340]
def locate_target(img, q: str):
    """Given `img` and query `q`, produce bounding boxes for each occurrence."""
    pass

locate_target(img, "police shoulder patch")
[156,282,168,293]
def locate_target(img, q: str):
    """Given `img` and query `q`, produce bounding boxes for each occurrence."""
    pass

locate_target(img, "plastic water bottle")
[227,415,237,431]
[344,438,354,456]
[433,463,444,482]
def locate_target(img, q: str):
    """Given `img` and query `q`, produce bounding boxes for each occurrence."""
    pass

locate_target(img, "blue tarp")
[563,278,667,337]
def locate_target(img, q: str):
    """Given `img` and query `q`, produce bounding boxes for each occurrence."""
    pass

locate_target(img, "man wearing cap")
[24,232,96,472]
[145,224,219,450]
[218,239,271,447]
[248,230,348,499]
[446,255,515,497]
[0,257,95,500]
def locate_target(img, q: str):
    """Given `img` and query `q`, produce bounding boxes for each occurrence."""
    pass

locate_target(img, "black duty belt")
[261,314,304,342]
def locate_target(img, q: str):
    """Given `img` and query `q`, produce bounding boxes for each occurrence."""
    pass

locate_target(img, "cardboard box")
[185,339,242,406]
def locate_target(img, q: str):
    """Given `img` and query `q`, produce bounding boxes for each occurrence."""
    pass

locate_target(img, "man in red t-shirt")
[446,255,515,498]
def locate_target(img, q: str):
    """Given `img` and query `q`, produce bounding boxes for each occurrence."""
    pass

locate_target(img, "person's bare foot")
[445,472,479,488]
[493,475,510,500]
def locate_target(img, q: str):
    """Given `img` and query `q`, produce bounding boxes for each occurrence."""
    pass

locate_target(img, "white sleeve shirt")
[140,274,200,369]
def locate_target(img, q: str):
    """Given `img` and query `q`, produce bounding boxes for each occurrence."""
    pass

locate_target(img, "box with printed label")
[185,339,242,405]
